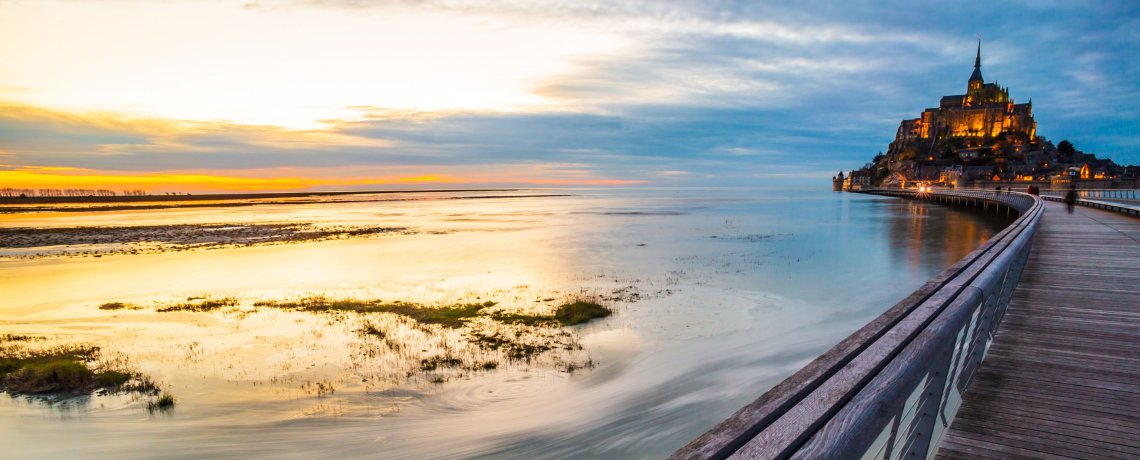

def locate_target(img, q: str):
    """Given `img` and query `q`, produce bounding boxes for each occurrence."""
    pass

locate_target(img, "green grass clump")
[553,300,612,326]
[489,312,559,327]
[468,332,511,350]
[98,302,139,310]
[420,356,463,371]
[359,321,386,338]
[490,301,611,327]
[147,393,176,413]
[144,293,611,328]
[156,297,239,313]
[467,332,553,361]
[0,334,42,342]
[4,360,94,394]
[378,301,493,328]
[0,345,150,396]
[94,369,132,388]
[256,296,497,328]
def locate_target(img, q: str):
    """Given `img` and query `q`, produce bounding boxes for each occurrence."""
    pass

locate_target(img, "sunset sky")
[2,0,1138,192]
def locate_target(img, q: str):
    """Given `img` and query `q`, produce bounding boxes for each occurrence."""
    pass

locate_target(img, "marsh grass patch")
[142,294,612,329]
[254,296,496,328]
[419,355,464,372]
[2,223,412,259]
[156,297,239,313]
[147,393,176,413]
[97,292,613,389]
[0,343,165,399]
[359,320,386,338]
[99,302,141,311]
[0,334,44,342]
[553,300,612,326]
[490,300,611,326]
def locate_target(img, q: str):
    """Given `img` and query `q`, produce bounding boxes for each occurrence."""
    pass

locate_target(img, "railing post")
[881,407,905,460]
[900,342,954,459]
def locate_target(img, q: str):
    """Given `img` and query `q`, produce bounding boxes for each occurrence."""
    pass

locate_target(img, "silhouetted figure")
[1064,185,1078,214]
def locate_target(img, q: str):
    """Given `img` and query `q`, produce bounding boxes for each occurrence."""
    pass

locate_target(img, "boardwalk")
[937,200,1140,459]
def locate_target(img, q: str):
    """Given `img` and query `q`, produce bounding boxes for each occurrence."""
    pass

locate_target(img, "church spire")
[968,40,984,90]
[974,40,981,70]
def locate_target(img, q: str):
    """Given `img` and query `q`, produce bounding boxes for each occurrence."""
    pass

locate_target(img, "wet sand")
[1,223,413,258]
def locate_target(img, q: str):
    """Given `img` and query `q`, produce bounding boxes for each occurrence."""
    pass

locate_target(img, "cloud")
[2,0,1139,192]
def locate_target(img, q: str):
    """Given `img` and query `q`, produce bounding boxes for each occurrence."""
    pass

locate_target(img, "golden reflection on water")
[3,195,593,419]
[888,201,1012,271]
[0,190,1011,458]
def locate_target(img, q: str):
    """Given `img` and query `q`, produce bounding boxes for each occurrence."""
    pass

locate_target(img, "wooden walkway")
[937,200,1140,459]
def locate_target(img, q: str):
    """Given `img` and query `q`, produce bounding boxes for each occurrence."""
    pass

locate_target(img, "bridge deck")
[937,200,1140,459]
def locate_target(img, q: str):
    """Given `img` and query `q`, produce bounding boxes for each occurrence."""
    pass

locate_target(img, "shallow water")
[0,188,1010,459]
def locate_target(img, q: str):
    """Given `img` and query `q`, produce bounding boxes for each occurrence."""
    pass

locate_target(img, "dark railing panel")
[1038,193,1140,216]
[787,288,983,459]
[672,190,1043,460]
[1039,188,1138,200]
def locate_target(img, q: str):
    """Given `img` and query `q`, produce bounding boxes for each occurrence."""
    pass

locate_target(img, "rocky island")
[837,43,1139,191]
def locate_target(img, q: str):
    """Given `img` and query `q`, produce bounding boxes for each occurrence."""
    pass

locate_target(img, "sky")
[1,0,1138,192]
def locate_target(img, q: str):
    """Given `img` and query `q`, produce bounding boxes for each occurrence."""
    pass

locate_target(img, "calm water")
[0,188,1010,459]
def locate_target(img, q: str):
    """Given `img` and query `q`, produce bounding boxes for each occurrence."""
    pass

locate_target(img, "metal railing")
[672,190,1043,460]
[1038,194,1140,217]
[1038,188,1138,200]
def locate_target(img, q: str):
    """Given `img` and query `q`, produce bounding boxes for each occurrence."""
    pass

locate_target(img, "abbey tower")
[844,42,1136,191]
[894,42,1036,143]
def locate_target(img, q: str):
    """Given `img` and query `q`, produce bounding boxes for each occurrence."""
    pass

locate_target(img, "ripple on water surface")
[0,189,1013,458]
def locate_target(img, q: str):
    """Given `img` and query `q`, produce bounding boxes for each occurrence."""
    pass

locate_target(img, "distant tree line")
[0,188,148,197]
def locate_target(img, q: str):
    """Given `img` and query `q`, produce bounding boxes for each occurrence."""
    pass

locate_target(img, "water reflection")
[885,199,1014,272]
[0,189,1009,459]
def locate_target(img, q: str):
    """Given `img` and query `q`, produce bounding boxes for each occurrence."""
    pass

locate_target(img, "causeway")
[937,200,1140,459]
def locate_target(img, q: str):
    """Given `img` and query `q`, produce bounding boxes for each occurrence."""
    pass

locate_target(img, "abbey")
[896,43,1036,143]
[836,42,1138,191]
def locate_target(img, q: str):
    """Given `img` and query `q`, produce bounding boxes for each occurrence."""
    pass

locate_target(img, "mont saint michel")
[4,1,1140,458]
[837,43,1139,191]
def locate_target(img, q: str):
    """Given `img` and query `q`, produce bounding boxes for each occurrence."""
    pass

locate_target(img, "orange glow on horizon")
[0,166,645,194]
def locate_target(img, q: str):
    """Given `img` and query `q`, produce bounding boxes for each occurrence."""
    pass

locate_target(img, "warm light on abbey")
[900,43,1036,141]
[838,42,1139,191]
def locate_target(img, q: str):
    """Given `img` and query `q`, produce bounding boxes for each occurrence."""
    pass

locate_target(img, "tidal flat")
[0,188,1012,458]
[0,223,414,259]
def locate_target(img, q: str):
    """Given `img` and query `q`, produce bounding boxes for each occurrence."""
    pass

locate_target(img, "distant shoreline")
[0,189,521,205]
[0,189,573,214]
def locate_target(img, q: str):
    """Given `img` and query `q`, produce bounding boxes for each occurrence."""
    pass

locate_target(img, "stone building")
[844,170,872,191]
[896,43,1036,142]
[847,41,1136,191]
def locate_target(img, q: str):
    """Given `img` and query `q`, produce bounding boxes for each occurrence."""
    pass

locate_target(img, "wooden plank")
[990,326,1140,348]
[984,348,1140,374]
[966,377,1140,411]
[935,437,1041,460]
[940,430,1080,460]
[947,423,1137,459]
[947,423,1130,459]
[975,356,1140,385]
[953,396,1140,434]
[938,200,1140,458]
[953,407,1140,450]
